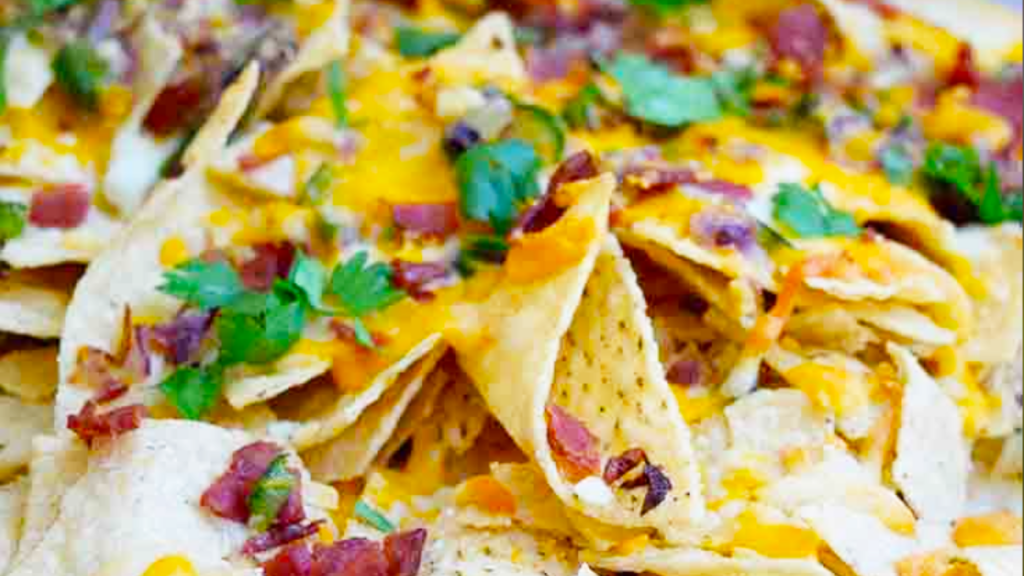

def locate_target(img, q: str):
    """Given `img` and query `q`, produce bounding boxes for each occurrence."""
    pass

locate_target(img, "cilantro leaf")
[711,67,756,118]
[880,144,914,186]
[159,260,248,311]
[563,83,606,130]
[456,234,509,277]
[0,201,27,242]
[329,252,405,318]
[395,27,461,58]
[217,291,306,365]
[354,500,395,533]
[923,143,982,201]
[248,454,296,532]
[978,162,1023,225]
[773,182,862,238]
[628,0,708,15]
[608,53,721,127]
[160,364,224,420]
[326,60,347,128]
[302,164,333,206]
[288,252,329,311]
[25,0,84,17]
[351,317,375,349]
[455,139,541,233]
[52,41,108,110]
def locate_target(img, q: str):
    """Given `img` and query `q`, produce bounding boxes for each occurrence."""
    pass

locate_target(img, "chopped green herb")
[328,251,405,318]
[0,201,27,242]
[773,182,862,238]
[159,260,248,311]
[395,26,461,58]
[880,144,915,187]
[507,103,566,163]
[302,164,333,206]
[159,364,224,420]
[248,454,296,532]
[351,317,375,349]
[326,60,347,128]
[607,53,721,127]
[456,234,510,277]
[216,291,306,365]
[923,143,981,201]
[628,0,708,15]
[52,41,109,110]
[711,67,756,118]
[354,500,395,533]
[978,162,1023,225]
[563,83,605,130]
[755,220,795,252]
[455,139,542,234]
[25,0,85,17]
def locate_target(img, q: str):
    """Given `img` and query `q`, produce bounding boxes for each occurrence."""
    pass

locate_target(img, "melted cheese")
[728,510,821,559]
[884,14,962,74]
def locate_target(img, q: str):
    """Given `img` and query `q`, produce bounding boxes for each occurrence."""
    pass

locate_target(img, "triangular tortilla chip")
[0,347,58,403]
[0,269,74,339]
[0,477,26,574]
[584,546,833,576]
[961,545,1024,576]
[0,397,51,482]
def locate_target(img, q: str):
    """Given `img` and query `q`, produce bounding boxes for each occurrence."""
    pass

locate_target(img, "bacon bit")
[245,521,325,556]
[392,203,460,238]
[67,401,147,447]
[666,359,705,387]
[72,347,128,403]
[263,543,314,576]
[518,152,600,234]
[948,44,981,89]
[391,261,448,302]
[329,320,389,348]
[697,180,754,203]
[313,539,389,576]
[640,463,672,516]
[770,5,828,84]
[144,78,206,137]
[603,448,647,484]
[847,0,900,18]
[29,184,91,229]
[201,441,282,523]
[117,308,150,382]
[238,153,270,173]
[622,166,697,196]
[546,404,602,483]
[145,312,214,365]
[240,243,297,292]
[384,529,428,576]
[456,476,518,516]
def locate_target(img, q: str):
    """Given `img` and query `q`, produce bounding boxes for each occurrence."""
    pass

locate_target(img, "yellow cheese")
[885,14,961,74]
[141,557,197,576]
[159,237,190,268]
[952,511,1024,547]
[672,385,729,423]
[923,87,1013,151]
[729,510,821,559]
[783,362,871,419]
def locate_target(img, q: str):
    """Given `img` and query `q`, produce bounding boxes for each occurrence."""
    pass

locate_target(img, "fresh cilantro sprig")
[607,53,721,128]
[628,0,708,16]
[159,260,249,311]
[326,60,347,128]
[563,83,607,131]
[711,67,757,118]
[52,40,109,110]
[248,455,297,532]
[923,143,1022,225]
[395,26,461,58]
[329,251,405,317]
[0,201,27,242]
[354,500,395,533]
[773,182,862,238]
[456,234,509,277]
[455,139,542,234]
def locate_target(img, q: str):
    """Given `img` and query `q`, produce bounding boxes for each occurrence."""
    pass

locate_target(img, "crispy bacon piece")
[641,463,673,516]
[240,243,297,292]
[145,311,214,365]
[948,44,981,89]
[245,520,324,556]
[66,401,147,447]
[72,347,128,403]
[770,5,828,83]
[201,441,282,523]
[519,152,599,233]
[313,539,389,576]
[603,448,647,484]
[392,203,460,238]
[29,184,91,229]
[144,77,206,137]
[391,261,448,302]
[264,544,314,576]
[384,529,428,576]
[621,166,697,196]
[546,404,601,482]
[666,359,705,387]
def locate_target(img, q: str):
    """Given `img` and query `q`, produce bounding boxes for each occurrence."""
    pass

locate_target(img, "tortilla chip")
[844,302,957,349]
[0,273,71,339]
[960,225,1024,366]
[429,13,527,92]
[960,545,1024,576]
[302,343,449,481]
[0,478,26,574]
[422,523,580,576]
[0,397,51,482]
[584,546,833,576]
[785,305,878,356]
[0,347,58,403]
[883,0,1023,69]
[798,503,918,576]
[7,420,330,576]
[375,359,453,467]
[889,343,969,525]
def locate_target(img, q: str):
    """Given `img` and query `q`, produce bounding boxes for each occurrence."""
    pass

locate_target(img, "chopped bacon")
[201,441,282,523]
[239,153,270,172]
[313,539,389,576]
[546,404,602,482]
[519,152,600,233]
[384,529,428,576]
[391,261,448,302]
[666,359,705,387]
[847,0,900,19]
[245,520,324,556]
[603,448,647,484]
[72,347,128,403]
[240,243,297,292]
[329,320,389,348]
[67,401,147,447]
[144,77,206,137]
[641,463,673,516]
[264,543,314,576]
[621,166,697,196]
[948,44,981,89]
[770,5,828,84]
[392,203,460,238]
[973,73,1024,148]
[145,311,214,365]
[29,184,91,229]
[697,180,754,203]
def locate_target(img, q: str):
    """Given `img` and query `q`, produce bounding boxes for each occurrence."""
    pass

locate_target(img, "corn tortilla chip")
[0,397,51,482]
[0,478,26,574]
[584,546,834,576]
[960,545,1024,576]
[0,347,58,403]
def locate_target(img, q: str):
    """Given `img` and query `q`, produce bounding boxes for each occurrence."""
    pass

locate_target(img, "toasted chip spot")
[456,476,518,516]
[506,217,596,284]
[953,512,1024,548]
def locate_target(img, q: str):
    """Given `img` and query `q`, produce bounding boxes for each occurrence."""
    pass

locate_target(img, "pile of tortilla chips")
[0,0,1021,575]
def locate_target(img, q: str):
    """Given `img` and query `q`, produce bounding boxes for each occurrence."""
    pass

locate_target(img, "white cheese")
[573,477,615,507]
